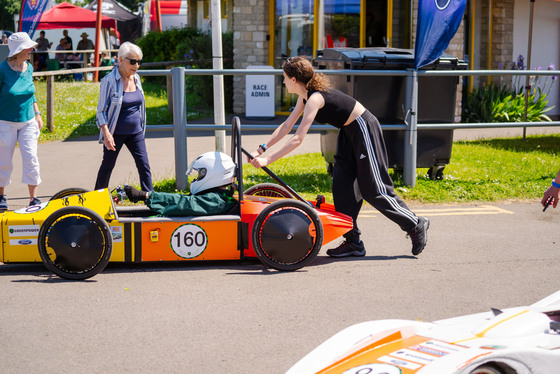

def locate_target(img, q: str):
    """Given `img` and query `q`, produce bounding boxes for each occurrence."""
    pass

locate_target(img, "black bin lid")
[315,47,466,70]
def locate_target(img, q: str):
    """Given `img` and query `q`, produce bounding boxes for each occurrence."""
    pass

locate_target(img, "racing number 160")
[170,224,208,259]
[174,230,205,247]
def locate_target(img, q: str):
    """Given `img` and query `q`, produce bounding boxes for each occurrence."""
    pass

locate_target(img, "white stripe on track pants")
[332,110,418,242]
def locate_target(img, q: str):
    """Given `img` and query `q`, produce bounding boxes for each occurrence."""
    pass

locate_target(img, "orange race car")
[0,117,353,280]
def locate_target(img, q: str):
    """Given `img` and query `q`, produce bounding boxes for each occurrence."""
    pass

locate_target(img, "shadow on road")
[0,252,417,280]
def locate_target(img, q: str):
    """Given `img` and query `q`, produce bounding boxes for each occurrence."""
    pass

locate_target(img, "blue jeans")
[95,132,153,191]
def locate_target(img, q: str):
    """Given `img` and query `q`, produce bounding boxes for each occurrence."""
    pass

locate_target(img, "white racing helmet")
[187,151,236,195]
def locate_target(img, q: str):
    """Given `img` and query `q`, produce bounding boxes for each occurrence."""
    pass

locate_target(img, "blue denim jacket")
[96,66,146,145]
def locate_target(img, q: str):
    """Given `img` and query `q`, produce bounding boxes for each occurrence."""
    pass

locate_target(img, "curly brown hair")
[282,56,331,92]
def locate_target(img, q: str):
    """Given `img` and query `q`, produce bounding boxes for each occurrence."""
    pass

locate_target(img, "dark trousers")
[332,111,418,242]
[95,132,153,192]
[37,53,48,71]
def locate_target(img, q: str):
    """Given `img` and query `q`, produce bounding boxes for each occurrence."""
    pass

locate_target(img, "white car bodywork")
[287,291,560,374]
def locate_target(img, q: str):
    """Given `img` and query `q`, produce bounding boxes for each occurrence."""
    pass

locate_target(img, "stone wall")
[489,0,514,84]
[232,0,270,114]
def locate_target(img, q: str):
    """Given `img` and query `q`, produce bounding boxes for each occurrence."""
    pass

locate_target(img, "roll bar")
[231,116,244,202]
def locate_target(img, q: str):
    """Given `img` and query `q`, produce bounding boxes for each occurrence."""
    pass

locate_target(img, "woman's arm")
[96,76,116,150]
[542,169,560,209]
[250,93,323,168]
[96,77,111,129]
[136,74,147,131]
[248,97,305,162]
[33,102,43,130]
[100,124,116,151]
[264,97,305,148]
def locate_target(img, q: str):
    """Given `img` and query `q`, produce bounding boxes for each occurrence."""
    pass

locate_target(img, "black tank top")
[303,88,356,129]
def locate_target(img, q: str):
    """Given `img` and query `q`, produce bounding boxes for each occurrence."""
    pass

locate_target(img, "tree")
[55,0,88,7]
[0,0,20,31]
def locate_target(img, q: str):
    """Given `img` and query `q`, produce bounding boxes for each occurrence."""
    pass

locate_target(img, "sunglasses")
[126,57,143,65]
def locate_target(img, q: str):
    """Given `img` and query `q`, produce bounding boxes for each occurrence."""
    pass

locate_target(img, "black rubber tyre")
[38,206,113,280]
[50,187,89,201]
[245,183,294,198]
[252,200,323,271]
[427,167,445,180]
[469,365,503,374]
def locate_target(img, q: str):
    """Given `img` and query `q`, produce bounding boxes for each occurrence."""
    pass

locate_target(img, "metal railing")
[136,67,559,189]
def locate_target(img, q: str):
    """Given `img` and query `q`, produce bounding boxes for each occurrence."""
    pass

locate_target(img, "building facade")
[181,0,559,118]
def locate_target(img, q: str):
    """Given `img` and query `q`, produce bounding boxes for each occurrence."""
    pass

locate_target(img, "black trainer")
[326,240,366,258]
[0,195,7,210]
[124,185,147,202]
[407,216,430,255]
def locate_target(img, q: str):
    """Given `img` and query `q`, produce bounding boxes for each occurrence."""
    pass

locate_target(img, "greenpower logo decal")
[8,225,40,237]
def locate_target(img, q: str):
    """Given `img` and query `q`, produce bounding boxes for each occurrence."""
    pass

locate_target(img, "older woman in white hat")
[0,32,43,210]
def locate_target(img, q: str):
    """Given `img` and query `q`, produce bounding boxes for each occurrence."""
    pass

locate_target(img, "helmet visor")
[187,161,207,182]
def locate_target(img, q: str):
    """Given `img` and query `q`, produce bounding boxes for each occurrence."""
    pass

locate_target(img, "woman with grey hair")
[94,41,153,192]
[0,32,43,209]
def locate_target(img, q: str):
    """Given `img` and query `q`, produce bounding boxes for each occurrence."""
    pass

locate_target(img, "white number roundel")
[170,224,208,259]
[343,364,401,374]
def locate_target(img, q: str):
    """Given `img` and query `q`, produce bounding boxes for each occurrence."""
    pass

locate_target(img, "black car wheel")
[252,200,323,271]
[49,187,89,201]
[469,365,504,374]
[38,206,113,280]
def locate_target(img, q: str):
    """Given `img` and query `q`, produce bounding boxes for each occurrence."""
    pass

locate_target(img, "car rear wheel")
[469,365,503,374]
[245,183,294,198]
[252,200,323,271]
[50,187,89,201]
[38,206,113,280]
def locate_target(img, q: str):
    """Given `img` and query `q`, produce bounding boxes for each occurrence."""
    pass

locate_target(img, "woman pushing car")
[248,56,429,257]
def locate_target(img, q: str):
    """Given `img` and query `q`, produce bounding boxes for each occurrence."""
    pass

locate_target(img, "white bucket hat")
[8,32,38,58]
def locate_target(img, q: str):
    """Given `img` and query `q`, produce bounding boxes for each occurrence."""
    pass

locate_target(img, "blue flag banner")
[414,0,466,69]
[19,0,50,38]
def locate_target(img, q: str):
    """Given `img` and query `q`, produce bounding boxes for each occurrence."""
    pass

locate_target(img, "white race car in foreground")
[287,291,560,374]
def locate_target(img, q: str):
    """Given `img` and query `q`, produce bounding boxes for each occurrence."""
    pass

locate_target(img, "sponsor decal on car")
[111,226,123,242]
[423,340,469,353]
[378,355,422,370]
[410,343,449,357]
[389,348,437,365]
[8,225,40,237]
[9,239,37,245]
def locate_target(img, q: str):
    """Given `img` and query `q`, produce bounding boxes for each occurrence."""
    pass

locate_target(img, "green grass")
[243,153,335,201]
[146,134,559,204]
[394,135,559,203]
[33,79,211,142]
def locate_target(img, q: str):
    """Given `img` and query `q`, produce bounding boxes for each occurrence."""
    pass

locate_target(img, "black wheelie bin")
[313,47,467,179]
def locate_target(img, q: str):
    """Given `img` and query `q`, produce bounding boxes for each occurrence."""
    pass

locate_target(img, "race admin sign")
[246,65,275,119]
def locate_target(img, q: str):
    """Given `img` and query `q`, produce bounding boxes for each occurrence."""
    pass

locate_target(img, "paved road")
[1,123,559,373]
[1,201,558,373]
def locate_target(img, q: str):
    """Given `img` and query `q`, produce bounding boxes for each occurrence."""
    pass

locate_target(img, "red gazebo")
[37,2,116,29]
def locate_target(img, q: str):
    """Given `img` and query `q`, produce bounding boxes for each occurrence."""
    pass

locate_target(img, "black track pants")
[332,111,418,242]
